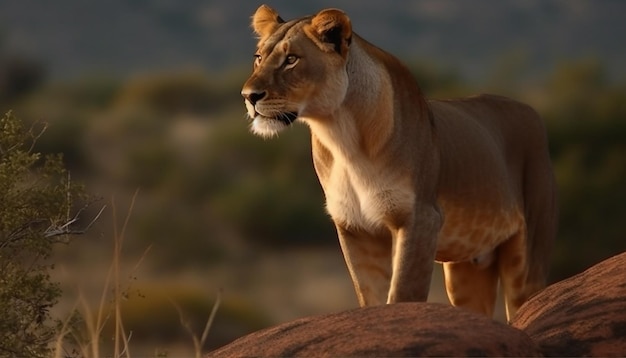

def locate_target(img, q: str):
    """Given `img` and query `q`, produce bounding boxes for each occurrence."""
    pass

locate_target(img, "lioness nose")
[241,89,267,106]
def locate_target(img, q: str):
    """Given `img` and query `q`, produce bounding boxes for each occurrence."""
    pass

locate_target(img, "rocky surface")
[210,252,626,357]
[512,251,626,357]
[210,302,539,357]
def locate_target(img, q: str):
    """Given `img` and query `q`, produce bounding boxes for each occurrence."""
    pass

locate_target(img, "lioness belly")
[435,201,524,263]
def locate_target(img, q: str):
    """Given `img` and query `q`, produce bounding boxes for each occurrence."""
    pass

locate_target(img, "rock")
[209,302,539,357]
[512,252,626,357]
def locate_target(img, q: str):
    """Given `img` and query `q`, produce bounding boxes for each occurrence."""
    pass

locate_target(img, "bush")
[0,111,86,357]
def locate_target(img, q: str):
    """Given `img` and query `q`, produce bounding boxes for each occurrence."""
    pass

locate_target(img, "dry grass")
[53,190,220,357]
[169,289,222,358]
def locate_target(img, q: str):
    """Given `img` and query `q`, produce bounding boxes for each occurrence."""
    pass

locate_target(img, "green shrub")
[0,111,86,357]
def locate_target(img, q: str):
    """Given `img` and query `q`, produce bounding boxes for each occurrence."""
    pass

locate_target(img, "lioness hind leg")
[442,258,498,317]
[497,228,536,321]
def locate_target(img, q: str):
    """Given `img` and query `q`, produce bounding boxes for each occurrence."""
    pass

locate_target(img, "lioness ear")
[310,8,352,56]
[251,5,285,38]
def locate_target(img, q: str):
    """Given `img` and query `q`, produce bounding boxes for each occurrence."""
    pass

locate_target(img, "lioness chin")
[241,5,558,320]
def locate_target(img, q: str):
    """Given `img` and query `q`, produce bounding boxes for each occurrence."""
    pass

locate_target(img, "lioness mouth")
[257,111,298,126]
[278,112,298,125]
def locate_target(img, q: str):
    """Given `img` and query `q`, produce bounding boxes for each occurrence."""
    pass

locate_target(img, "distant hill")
[1,0,625,82]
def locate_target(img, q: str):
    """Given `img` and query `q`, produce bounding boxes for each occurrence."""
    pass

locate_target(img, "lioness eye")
[253,54,262,66]
[285,55,299,66]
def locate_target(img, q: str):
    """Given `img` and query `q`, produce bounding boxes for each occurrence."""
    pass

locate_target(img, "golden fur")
[241,5,558,320]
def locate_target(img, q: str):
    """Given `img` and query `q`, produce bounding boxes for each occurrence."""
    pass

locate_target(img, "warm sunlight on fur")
[241,5,558,321]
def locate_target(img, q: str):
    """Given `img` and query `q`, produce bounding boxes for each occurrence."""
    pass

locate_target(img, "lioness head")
[241,5,353,138]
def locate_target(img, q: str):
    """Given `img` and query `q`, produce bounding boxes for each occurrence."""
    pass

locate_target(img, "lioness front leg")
[387,205,442,303]
[336,225,392,306]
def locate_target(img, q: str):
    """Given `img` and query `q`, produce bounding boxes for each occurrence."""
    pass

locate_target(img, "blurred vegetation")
[542,60,626,279]
[2,56,625,280]
[1,50,625,350]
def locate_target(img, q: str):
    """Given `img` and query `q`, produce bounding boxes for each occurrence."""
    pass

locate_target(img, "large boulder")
[210,302,539,357]
[512,252,626,356]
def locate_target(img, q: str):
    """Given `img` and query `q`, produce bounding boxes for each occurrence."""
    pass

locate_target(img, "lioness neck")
[304,34,433,163]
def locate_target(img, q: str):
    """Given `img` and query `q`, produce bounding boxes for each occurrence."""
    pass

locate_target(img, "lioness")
[241,5,558,320]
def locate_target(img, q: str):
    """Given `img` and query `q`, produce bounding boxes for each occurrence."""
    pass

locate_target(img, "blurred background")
[1,0,625,355]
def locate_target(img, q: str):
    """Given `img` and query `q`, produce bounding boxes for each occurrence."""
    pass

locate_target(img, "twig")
[26,120,48,153]
[44,205,106,238]
[1,219,47,249]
